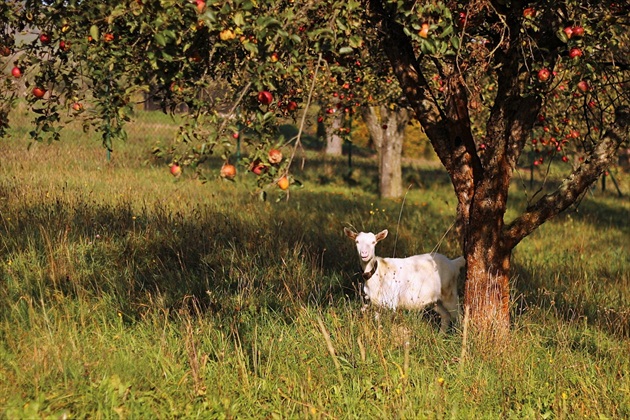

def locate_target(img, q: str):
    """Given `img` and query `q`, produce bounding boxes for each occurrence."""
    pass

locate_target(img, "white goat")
[344,227,465,332]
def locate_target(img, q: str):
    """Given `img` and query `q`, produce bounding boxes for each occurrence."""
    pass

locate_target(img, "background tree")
[361,105,410,198]
[1,0,628,336]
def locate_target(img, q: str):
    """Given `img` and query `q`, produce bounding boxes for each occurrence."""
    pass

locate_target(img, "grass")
[0,108,629,418]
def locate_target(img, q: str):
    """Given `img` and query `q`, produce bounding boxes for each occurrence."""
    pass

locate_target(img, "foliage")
[1,0,627,180]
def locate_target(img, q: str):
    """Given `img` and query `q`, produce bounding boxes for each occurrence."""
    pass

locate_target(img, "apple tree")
[1,0,628,335]
[366,0,629,333]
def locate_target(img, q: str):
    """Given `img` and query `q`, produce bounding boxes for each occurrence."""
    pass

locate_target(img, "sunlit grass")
[0,109,628,417]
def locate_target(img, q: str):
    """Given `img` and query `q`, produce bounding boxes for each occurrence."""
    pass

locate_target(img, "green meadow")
[1,107,628,418]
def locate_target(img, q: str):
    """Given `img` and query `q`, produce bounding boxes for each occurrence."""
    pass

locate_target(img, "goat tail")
[453,256,466,270]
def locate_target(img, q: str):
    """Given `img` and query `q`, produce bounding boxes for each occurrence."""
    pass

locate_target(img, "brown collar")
[362,260,378,281]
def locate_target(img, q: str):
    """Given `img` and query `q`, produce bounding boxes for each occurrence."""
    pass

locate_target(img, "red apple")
[569,47,583,59]
[562,156,569,163]
[458,12,467,27]
[103,33,115,43]
[257,90,273,105]
[72,102,84,111]
[195,0,205,13]
[0,46,11,57]
[563,27,573,39]
[170,163,182,177]
[32,87,46,98]
[11,66,21,78]
[523,8,536,18]
[59,40,70,51]
[572,26,584,37]
[537,68,551,82]
[251,162,267,175]
[268,148,283,164]
[220,163,236,179]
[286,101,298,112]
[577,80,589,92]
[39,33,51,44]
[270,52,279,62]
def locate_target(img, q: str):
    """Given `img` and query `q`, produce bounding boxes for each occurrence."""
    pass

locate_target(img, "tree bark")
[361,106,409,198]
[325,110,344,156]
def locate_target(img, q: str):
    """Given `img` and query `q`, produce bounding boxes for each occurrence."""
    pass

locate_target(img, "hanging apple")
[577,80,589,92]
[569,47,583,59]
[257,90,273,105]
[522,8,536,18]
[537,68,551,82]
[32,87,46,98]
[277,176,289,190]
[195,0,205,13]
[268,149,283,164]
[563,27,573,39]
[220,163,236,179]
[170,163,182,177]
[419,23,430,38]
[572,26,584,37]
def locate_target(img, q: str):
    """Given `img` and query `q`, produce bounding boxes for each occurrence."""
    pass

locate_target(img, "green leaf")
[233,12,245,27]
[441,24,453,37]
[339,46,353,55]
[90,25,100,41]
[348,35,362,48]
[155,33,166,47]
[336,18,348,32]
[243,41,259,55]
[450,36,460,50]
[420,39,436,55]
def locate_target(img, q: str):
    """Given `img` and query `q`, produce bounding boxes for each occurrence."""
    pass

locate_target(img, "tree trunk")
[325,111,344,156]
[463,185,512,335]
[361,106,408,198]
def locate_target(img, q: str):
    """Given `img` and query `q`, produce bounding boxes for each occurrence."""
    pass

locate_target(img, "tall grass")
[0,109,628,418]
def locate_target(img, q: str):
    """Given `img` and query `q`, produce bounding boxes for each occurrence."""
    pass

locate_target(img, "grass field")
[1,108,629,418]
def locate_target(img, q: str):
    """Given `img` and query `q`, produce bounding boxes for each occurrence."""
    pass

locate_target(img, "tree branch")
[504,106,630,248]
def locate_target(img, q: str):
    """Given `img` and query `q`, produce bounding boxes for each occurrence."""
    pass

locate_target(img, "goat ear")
[375,229,388,242]
[343,227,357,240]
